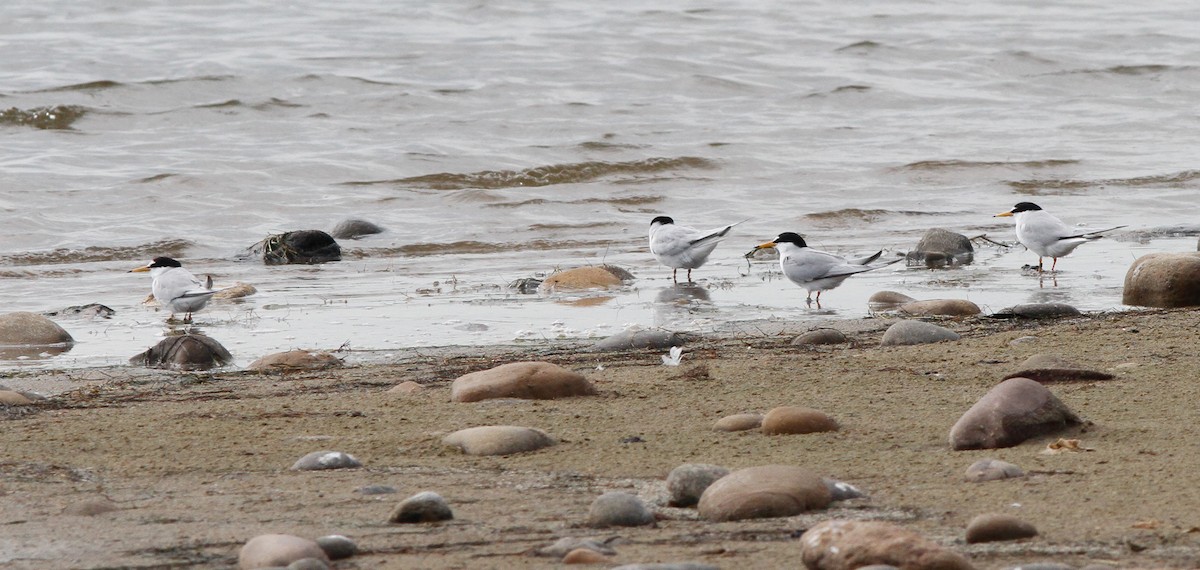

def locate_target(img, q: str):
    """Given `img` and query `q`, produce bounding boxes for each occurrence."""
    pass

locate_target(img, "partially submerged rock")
[129,334,232,370]
[249,230,342,265]
[330,218,385,240]
[905,228,974,268]
[539,265,632,292]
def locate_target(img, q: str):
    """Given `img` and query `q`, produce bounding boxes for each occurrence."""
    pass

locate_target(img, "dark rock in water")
[249,230,342,265]
[949,377,1082,450]
[990,303,1081,319]
[42,304,115,319]
[330,218,385,240]
[129,333,232,370]
[0,105,87,130]
[0,312,75,346]
[792,329,848,346]
[1003,354,1115,383]
[1122,252,1200,308]
[591,330,684,351]
[508,277,543,294]
[906,228,974,268]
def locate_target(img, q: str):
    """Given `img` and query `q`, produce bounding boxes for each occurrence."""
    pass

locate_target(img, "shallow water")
[2,0,1199,370]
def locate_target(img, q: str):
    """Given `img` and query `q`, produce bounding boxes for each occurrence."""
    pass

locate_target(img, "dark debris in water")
[0,105,88,130]
[246,230,342,265]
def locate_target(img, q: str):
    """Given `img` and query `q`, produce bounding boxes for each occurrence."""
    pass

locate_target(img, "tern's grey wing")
[782,249,877,284]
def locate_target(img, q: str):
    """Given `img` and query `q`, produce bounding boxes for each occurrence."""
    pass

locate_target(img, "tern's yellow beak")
[129,265,150,273]
[994,210,1014,218]
[754,241,778,250]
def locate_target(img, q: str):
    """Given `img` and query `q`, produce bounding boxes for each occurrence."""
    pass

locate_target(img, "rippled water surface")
[3,0,1199,369]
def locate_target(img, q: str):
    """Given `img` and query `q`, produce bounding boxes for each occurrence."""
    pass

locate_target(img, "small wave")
[528,222,621,231]
[36,80,123,92]
[1052,64,1182,77]
[0,239,192,266]
[1008,169,1200,195]
[486,195,664,209]
[835,40,884,53]
[252,98,303,110]
[195,99,242,109]
[342,157,716,190]
[359,238,628,258]
[898,159,1079,171]
[803,208,948,226]
[577,141,645,151]
[144,75,235,86]
[135,173,179,183]
[0,105,87,130]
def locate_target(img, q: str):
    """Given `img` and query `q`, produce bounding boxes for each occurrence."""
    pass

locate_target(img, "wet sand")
[2,308,1199,569]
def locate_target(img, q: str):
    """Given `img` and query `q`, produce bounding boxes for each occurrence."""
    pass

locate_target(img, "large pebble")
[800,519,973,570]
[713,413,763,432]
[591,329,684,351]
[389,491,453,523]
[330,218,385,240]
[450,361,596,402]
[824,478,866,501]
[0,390,37,406]
[949,377,1082,450]
[792,329,848,346]
[387,381,425,395]
[539,266,628,292]
[563,548,609,564]
[239,534,330,570]
[991,303,1081,319]
[290,450,362,471]
[248,350,342,372]
[586,491,655,527]
[129,333,232,370]
[315,535,357,560]
[0,312,74,346]
[666,463,730,507]
[965,513,1038,543]
[879,320,960,346]
[899,299,981,317]
[761,406,839,435]
[697,465,831,522]
[867,291,916,310]
[906,228,974,268]
[1122,252,1200,308]
[964,458,1025,482]
[1002,354,1114,383]
[443,425,556,455]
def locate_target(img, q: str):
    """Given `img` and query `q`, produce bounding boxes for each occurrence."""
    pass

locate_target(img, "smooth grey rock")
[880,320,960,346]
[906,228,974,268]
[356,485,397,495]
[950,377,1082,450]
[330,218,384,240]
[129,333,232,371]
[591,330,684,351]
[1122,252,1200,308]
[666,463,730,507]
[900,299,981,317]
[966,513,1038,543]
[315,535,357,560]
[965,458,1025,482]
[443,425,556,456]
[389,491,453,523]
[867,290,917,310]
[587,491,655,527]
[0,312,74,346]
[290,451,361,471]
[792,329,848,346]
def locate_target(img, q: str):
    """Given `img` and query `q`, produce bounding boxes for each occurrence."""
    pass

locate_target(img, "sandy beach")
[2,308,1199,569]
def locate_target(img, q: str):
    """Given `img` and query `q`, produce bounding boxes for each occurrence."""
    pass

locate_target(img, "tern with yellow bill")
[752,232,900,305]
[130,256,217,322]
[995,202,1125,273]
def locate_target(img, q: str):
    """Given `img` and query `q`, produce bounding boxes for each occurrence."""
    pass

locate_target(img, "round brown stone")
[761,406,839,435]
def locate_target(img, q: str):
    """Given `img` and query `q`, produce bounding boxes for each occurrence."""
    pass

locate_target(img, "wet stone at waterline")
[905,228,974,268]
[247,230,342,265]
[129,333,232,370]
[329,218,385,240]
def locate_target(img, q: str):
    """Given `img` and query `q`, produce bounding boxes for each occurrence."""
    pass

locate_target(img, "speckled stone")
[586,491,655,527]
[666,463,730,507]
[290,451,362,471]
[388,491,453,523]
